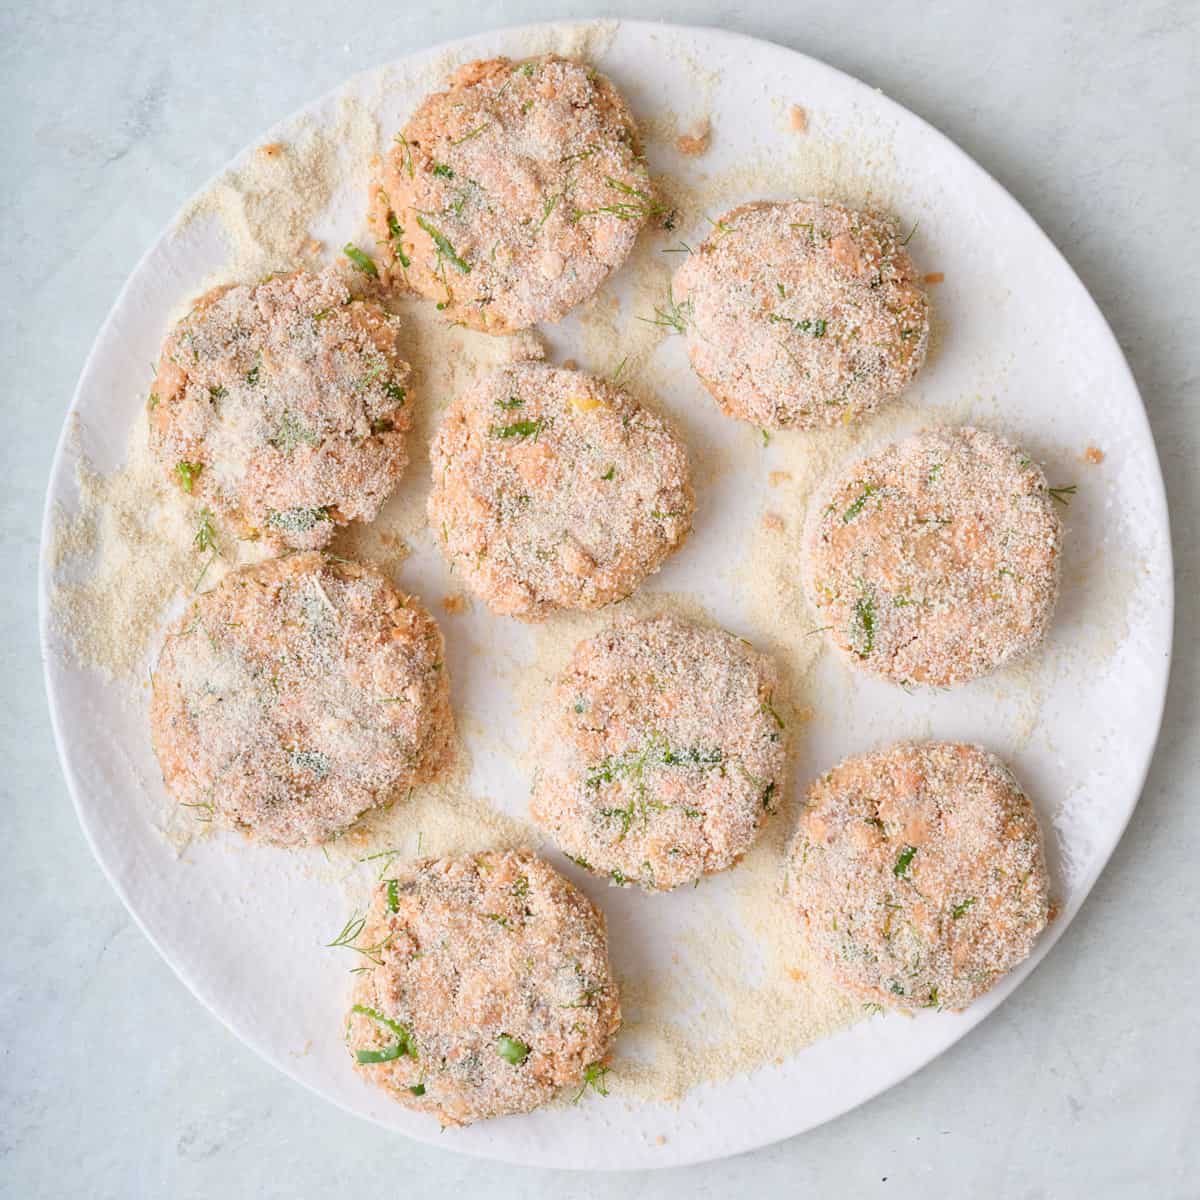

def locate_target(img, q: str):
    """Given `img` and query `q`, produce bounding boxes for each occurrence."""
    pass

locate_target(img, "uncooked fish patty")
[530,616,787,891]
[672,200,930,428]
[150,270,412,549]
[344,849,620,1125]
[428,362,693,620]
[370,55,654,332]
[150,553,451,845]
[803,426,1062,687]
[784,740,1051,1011]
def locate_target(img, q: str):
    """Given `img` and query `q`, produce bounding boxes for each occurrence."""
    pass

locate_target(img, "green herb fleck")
[496,1034,530,1065]
[386,212,412,269]
[768,313,827,337]
[1048,484,1077,505]
[495,395,525,410]
[574,1061,611,1101]
[416,215,471,273]
[343,243,378,278]
[193,509,218,553]
[431,162,454,178]
[850,592,876,657]
[638,286,691,334]
[893,845,917,878]
[175,461,203,493]
[266,506,330,534]
[842,484,877,523]
[490,418,546,442]
[451,122,491,146]
[601,465,615,481]
[951,897,977,919]
[350,1005,414,1063]
[386,879,400,913]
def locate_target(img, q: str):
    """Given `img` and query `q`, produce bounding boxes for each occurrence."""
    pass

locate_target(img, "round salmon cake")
[803,426,1063,687]
[150,270,412,550]
[428,363,693,620]
[671,200,930,428]
[344,848,620,1125]
[529,616,787,891]
[150,553,451,846]
[784,740,1051,1011]
[369,55,654,333]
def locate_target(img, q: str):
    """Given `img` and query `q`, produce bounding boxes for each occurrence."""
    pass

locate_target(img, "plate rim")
[38,16,1175,1169]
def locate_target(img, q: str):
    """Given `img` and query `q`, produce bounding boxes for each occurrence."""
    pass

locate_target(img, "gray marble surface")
[2,2,1197,1196]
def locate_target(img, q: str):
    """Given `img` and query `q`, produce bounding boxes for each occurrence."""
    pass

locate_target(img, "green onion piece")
[175,461,203,493]
[343,243,379,278]
[350,1005,414,1063]
[496,1034,530,1065]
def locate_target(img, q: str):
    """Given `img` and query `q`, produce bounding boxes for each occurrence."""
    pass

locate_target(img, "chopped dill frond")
[431,162,454,178]
[638,286,692,334]
[1048,484,1077,505]
[193,509,218,553]
[951,896,977,919]
[893,845,917,878]
[573,1061,611,1101]
[489,418,546,442]
[842,484,877,523]
[451,121,491,146]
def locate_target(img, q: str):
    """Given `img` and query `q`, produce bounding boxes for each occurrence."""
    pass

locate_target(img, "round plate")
[40,20,1172,1170]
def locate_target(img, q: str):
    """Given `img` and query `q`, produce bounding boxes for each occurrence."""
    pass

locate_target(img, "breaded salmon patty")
[150,553,451,846]
[672,200,930,428]
[428,363,693,620]
[150,270,412,549]
[530,616,787,891]
[370,55,654,332]
[345,849,620,1125]
[803,426,1062,687]
[784,741,1052,1011]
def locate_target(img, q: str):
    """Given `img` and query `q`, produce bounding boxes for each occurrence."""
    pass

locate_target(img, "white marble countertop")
[3,2,1197,1197]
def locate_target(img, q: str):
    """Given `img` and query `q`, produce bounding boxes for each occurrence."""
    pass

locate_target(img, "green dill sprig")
[326,912,394,966]
[573,1062,611,1101]
[638,286,692,335]
[1048,484,1077,505]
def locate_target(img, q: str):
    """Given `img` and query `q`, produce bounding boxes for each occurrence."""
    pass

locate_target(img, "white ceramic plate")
[40,20,1172,1170]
